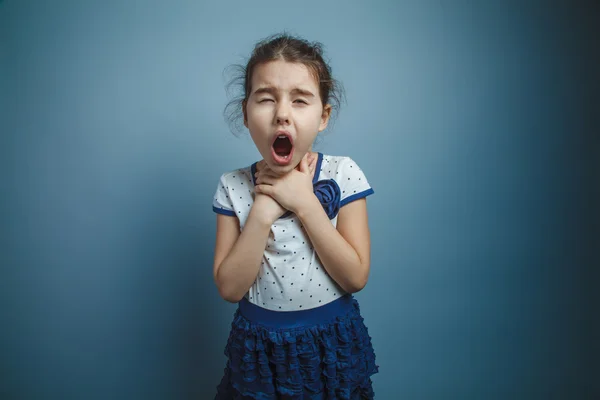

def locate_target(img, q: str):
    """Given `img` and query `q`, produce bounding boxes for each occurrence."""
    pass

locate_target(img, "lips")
[271,131,294,166]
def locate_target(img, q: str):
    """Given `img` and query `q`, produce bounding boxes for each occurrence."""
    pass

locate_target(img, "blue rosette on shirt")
[313,179,341,220]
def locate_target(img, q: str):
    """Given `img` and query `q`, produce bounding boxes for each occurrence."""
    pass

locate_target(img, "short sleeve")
[212,174,236,216]
[338,157,374,207]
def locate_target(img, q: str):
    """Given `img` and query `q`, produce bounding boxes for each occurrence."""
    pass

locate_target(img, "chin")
[267,162,296,175]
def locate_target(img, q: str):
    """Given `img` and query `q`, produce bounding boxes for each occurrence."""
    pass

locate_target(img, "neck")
[256,151,318,173]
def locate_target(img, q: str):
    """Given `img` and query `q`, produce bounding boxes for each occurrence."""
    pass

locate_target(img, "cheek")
[246,107,269,127]
[298,110,325,132]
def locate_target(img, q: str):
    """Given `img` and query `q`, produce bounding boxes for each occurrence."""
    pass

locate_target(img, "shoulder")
[320,153,371,183]
[218,165,252,185]
[215,165,255,194]
[319,153,374,206]
[320,154,365,171]
[213,165,253,216]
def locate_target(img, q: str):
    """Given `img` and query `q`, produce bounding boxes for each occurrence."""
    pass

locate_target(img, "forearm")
[215,210,271,302]
[296,197,369,293]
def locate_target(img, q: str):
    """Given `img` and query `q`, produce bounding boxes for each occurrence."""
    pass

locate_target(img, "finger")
[297,153,309,171]
[255,163,272,177]
[255,184,274,196]
[299,154,309,173]
[260,164,272,175]
[256,169,279,181]
[306,152,312,163]
[256,175,277,185]
[309,154,317,172]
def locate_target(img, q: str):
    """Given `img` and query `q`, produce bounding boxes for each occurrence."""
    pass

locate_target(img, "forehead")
[251,60,318,92]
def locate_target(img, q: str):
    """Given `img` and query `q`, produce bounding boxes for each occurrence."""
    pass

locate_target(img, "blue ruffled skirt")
[215,294,379,399]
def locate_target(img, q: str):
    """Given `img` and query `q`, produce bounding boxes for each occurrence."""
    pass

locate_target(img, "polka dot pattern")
[212,154,373,311]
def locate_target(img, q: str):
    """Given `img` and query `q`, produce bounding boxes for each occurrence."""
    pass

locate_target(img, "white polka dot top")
[212,153,374,311]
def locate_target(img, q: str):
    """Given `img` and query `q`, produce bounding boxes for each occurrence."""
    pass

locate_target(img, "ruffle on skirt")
[215,298,378,399]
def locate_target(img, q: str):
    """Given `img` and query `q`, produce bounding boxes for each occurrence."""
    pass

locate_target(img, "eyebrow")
[252,86,316,98]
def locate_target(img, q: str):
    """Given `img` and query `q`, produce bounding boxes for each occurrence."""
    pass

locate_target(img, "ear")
[242,100,248,128]
[318,104,332,132]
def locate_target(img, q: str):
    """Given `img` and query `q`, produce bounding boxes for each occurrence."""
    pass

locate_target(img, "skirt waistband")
[238,294,354,329]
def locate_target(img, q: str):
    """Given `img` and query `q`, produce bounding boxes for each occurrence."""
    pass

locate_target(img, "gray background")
[1,0,598,399]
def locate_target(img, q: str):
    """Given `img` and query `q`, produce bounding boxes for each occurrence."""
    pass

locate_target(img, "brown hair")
[224,33,345,136]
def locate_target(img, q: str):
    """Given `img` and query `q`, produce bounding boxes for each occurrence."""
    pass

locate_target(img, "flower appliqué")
[313,179,341,220]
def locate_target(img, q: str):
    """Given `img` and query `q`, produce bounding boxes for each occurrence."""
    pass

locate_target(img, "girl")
[212,33,378,399]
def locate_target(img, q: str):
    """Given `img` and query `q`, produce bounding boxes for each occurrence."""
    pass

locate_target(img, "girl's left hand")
[254,153,317,214]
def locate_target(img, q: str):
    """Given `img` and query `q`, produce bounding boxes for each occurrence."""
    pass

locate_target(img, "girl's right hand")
[251,191,287,226]
[250,153,316,226]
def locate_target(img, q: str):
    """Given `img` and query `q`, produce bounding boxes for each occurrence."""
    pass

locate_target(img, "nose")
[275,102,290,125]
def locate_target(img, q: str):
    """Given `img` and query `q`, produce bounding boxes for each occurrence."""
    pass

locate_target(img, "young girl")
[212,33,378,399]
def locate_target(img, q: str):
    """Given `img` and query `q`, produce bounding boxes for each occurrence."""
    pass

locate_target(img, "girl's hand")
[254,153,318,214]
[251,191,287,226]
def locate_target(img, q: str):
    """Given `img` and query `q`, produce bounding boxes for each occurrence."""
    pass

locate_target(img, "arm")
[296,197,371,293]
[212,208,272,303]
[214,156,318,303]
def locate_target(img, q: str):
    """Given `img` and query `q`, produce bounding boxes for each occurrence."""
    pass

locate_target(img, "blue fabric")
[313,179,341,220]
[339,188,374,208]
[213,205,237,216]
[239,294,353,329]
[215,296,379,399]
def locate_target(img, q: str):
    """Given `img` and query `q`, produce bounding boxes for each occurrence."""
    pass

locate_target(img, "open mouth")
[271,133,294,165]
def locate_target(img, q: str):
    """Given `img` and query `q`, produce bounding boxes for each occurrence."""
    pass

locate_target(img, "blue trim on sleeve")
[340,188,374,207]
[213,206,236,216]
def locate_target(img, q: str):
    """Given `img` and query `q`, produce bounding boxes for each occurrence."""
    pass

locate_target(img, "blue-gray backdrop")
[1,1,598,399]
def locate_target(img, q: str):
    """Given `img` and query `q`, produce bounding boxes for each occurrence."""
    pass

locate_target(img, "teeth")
[278,135,286,138]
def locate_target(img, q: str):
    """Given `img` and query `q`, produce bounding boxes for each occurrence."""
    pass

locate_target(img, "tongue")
[273,137,291,156]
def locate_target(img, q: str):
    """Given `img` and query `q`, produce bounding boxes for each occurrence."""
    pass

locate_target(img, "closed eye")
[294,99,308,104]
[259,98,274,103]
